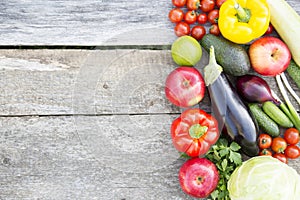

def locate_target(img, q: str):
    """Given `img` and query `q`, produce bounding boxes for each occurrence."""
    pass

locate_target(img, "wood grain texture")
[0,49,299,200]
[0,49,298,116]
[1,0,300,198]
[0,115,299,200]
[0,0,175,45]
[0,0,298,45]
[0,115,192,200]
[0,49,207,116]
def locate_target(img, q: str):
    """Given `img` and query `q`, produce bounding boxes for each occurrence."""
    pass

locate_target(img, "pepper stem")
[189,124,208,139]
[234,3,251,23]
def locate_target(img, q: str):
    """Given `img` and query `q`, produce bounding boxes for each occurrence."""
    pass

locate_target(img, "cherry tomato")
[264,23,274,35]
[200,0,215,13]
[209,24,220,36]
[172,0,187,7]
[284,128,300,145]
[207,9,219,24]
[187,0,200,10]
[273,153,288,164]
[197,13,208,24]
[258,133,272,149]
[216,0,227,8]
[191,25,206,40]
[184,10,197,24]
[259,149,272,156]
[285,145,300,159]
[271,137,287,153]
[169,8,184,23]
[174,22,190,37]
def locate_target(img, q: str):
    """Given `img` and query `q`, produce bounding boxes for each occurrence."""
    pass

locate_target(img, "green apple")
[171,36,202,66]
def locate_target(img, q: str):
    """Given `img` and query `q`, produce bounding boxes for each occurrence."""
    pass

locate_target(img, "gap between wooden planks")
[0,47,299,200]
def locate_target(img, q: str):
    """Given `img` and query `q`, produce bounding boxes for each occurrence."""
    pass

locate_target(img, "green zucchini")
[248,103,280,137]
[262,101,293,128]
[286,59,300,89]
[200,34,251,76]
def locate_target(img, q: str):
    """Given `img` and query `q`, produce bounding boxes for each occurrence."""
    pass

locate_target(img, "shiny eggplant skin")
[208,73,259,157]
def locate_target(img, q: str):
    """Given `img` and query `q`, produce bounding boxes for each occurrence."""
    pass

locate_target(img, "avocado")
[200,34,251,76]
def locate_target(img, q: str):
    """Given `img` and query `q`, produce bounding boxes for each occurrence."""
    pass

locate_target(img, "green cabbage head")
[228,156,300,200]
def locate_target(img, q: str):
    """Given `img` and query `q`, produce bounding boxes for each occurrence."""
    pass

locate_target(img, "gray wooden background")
[0,0,299,199]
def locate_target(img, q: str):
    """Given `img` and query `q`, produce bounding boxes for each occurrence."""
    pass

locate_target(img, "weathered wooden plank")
[0,49,298,116]
[0,115,299,199]
[0,0,175,45]
[0,49,198,115]
[0,0,299,45]
[0,115,192,200]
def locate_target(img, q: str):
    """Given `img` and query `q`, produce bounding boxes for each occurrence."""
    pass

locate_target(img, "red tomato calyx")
[189,124,208,139]
[261,138,268,144]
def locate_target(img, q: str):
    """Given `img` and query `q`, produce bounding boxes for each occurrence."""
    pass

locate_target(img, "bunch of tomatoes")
[169,0,226,40]
[258,128,300,164]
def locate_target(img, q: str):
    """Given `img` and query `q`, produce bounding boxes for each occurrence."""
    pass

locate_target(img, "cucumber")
[200,34,251,76]
[262,101,294,128]
[248,103,280,137]
[286,59,300,89]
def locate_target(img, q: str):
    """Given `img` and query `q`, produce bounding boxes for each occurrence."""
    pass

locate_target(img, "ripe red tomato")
[169,8,184,23]
[174,22,190,36]
[258,133,272,149]
[285,145,300,159]
[264,23,274,35]
[186,0,200,10]
[200,0,215,13]
[184,10,197,24]
[216,0,227,8]
[209,24,220,36]
[165,67,206,107]
[207,9,219,24]
[259,149,272,156]
[284,128,300,145]
[171,108,219,157]
[273,153,288,164]
[271,137,287,153]
[197,13,208,24]
[179,158,219,198]
[191,25,206,40]
[172,0,187,7]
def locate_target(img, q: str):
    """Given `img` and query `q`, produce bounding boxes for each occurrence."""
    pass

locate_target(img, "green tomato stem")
[189,124,208,139]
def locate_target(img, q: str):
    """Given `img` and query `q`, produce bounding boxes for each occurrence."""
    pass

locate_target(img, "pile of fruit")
[165,0,300,199]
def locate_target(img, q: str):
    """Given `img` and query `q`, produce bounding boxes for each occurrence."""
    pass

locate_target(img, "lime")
[171,36,202,66]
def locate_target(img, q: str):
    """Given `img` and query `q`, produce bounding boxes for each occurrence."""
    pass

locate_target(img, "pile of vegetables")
[166,0,300,199]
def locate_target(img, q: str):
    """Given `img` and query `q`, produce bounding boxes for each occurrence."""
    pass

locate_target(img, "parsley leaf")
[205,137,243,200]
[229,151,242,165]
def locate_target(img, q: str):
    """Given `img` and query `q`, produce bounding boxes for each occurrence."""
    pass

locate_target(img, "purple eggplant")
[236,75,280,105]
[204,46,259,157]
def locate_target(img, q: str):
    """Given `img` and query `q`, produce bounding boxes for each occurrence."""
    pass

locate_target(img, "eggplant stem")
[204,46,223,86]
[280,72,300,105]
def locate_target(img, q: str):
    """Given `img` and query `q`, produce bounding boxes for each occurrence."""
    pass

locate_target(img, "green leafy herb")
[206,138,243,200]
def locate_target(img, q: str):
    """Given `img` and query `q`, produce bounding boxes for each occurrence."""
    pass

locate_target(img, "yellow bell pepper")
[218,0,270,44]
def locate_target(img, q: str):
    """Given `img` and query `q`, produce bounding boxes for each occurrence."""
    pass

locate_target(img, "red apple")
[179,157,219,198]
[165,66,205,108]
[249,36,291,76]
